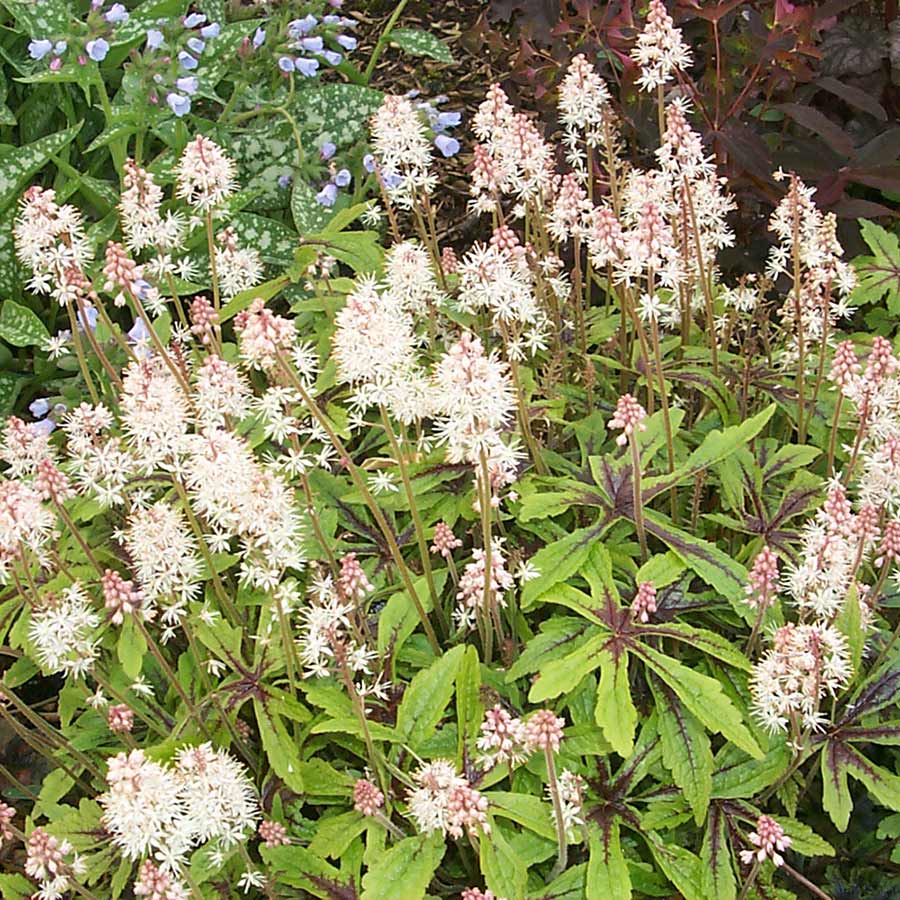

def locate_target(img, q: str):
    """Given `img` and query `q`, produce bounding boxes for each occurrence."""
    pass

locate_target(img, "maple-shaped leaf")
[852,219,900,313]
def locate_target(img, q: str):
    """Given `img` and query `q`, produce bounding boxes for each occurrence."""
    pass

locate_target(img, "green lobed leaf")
[645,832,706,900]
[456,644,482,763]
[116,617,146,680]
[261,844,344,898]
[485,792,556,841]
[521,527,598,608]
[253,698,305,793]
[777,817,834,857]
[595,648,637,757]
[642,622,752,672]
[480,819,528,900]
[377,571,442,656]
[700,805,736,900]
[361,833,445,900]
[0,873,34,900]
[396,644,466,750]
[821,741,852,832]
[309,811,368,859]
[711,743,791,798]
[835,582,864,675]
[507,616,591,682]
[586,821,632,900]
[636,552,687,589]
[529,630,607,703]
[637,644,762,759]
[643,510,751,617]
[644,404,776,494]
[852,219,900,312]
[320,230,385,274]
[844,743,900,815]
[651,677,713,826]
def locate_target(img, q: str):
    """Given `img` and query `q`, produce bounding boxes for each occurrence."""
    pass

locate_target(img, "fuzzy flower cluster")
[28,583,100,676]
[100,744,258,871]
[14,186,94,307]
[25,827,86,900]
[470,83,554,211]
[406,759,489,839]
[432,333,520,486]
[476,705,566,768]
[630,0,693,91]
[740,815,792,868]
[558,53,616,171]
[454,540,515,630]
[767,172,856,367]
[749,622,851,735]
[331,261,524,495]
[296,574,389,700]
[461,52,737,342]
[550,769,585,840]
[456,239,550,360]
[370,94,436,209]
[175,135,237,212]
[783,480,876,621]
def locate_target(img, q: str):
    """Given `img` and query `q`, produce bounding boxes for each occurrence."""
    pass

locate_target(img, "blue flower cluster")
[144,12,222,117]
[315,141,352,207]
[415,93,462,158]
[27,0,128,70]
[28,398,67,436]
[27,3,221,120]
[275,10,357,79]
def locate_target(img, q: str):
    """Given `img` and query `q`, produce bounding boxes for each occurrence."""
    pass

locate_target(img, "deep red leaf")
[831,197,896,219]
[815,76,887,121]
[778,102,855,157]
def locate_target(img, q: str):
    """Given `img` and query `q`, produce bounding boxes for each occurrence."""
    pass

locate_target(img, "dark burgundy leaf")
[815,171,850,207]
[815,0,867,19]
[761,33,798,61]
[815,76,887,121]
[718,123,777,182]
[831,197,897,219]
[845,166,900,195]
[778,103,855,158]
[856,128,900,167]
[692,0,746,23]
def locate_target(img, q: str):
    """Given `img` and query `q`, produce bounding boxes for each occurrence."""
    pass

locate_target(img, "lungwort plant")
[2,2,900,899]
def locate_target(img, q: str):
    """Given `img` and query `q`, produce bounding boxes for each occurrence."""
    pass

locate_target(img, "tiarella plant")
[2,1,900,899]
